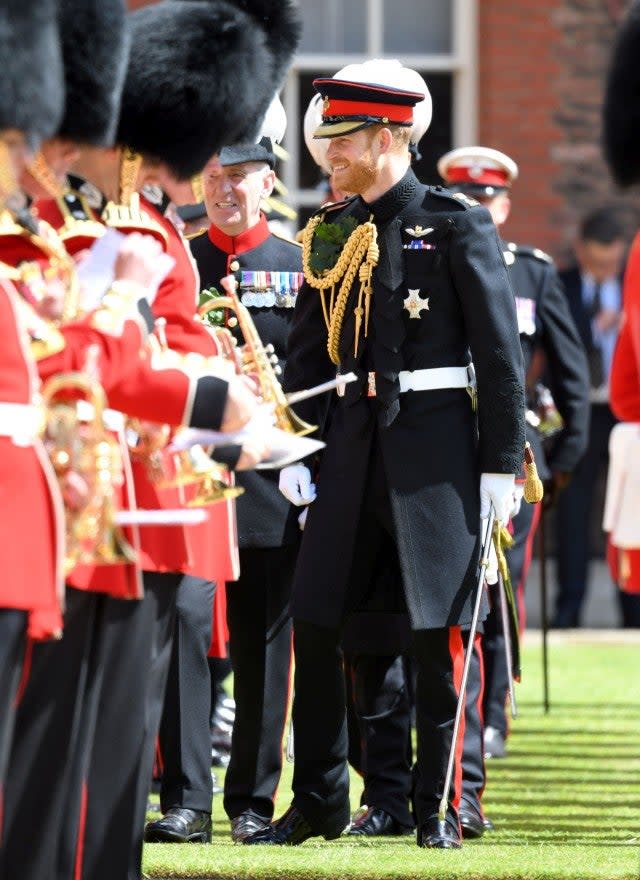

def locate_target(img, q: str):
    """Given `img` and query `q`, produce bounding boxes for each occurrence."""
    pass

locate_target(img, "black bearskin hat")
[117,0,285,180]
[0,0,64,145]
[603,1,640,187]
[57,0,129,147]
[222,0,301,90]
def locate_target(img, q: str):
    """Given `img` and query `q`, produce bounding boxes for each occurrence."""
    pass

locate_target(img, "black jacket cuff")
[212,444,243,470]
[189,375,228,430]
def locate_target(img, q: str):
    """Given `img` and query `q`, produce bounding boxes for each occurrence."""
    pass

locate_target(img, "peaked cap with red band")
[437,146,519,197]
[312,76,424,139]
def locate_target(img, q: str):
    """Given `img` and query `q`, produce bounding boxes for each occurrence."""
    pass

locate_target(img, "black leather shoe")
[243,805,317,846]
[459,807,486,839]
[231,810,270,842]
[483,816,495,831]
[417,815,461,849]
[348,807,413,837]
[144,807,211,843]
[484,725,507,759]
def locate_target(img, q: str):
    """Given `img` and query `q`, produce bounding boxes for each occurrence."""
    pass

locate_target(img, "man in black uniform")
[303,70,427,840]
[244,64,526,850]
[438,146,589,833]
[146,98,303,845]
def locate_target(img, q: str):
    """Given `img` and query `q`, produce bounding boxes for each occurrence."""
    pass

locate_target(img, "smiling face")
[325,127,381,197]
[202,157,275,236]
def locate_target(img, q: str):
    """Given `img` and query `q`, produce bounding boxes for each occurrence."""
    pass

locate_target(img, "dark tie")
[587,282,604,388]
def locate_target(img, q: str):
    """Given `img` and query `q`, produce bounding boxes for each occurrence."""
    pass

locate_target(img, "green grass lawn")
[143,635,640,879]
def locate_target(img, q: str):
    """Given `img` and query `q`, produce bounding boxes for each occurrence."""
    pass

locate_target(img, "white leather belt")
[75,400,125,432]
[0,402,43,446]
[398,364,476,394]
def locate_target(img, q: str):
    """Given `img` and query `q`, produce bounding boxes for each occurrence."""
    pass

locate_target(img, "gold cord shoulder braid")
[302,213,379,365]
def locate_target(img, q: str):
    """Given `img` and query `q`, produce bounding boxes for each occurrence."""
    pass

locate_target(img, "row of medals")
[237,270,305,309]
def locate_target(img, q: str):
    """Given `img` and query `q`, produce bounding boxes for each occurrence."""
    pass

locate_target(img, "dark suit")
[554,265,619,626]
[283,168,525,834]
[158,216,301,823]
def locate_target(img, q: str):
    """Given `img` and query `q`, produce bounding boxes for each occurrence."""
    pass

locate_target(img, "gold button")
[382,117,389,124]
[229,259,240,272]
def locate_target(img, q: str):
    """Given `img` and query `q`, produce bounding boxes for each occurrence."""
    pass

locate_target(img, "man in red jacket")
[1,4,278,880]
[0,2,66,828]
[602,0,640,623]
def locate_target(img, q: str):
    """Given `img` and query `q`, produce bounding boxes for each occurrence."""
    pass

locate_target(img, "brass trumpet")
[42,372,137,575]
[198,275,316,437]
[163,438,244,505]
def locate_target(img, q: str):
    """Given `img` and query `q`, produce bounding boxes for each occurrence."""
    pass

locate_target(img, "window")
[280,0,477,225]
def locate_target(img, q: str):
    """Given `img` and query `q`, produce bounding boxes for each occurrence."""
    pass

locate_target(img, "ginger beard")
[328,130,379,196]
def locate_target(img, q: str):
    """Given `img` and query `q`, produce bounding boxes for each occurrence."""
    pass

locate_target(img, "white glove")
[480,472,516,524]
[510,483,525,520]
[480,516,499,585]
[279,464,316,507]
[298,507,309,531]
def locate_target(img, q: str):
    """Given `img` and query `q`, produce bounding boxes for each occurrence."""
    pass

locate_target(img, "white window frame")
[281,0,478,211]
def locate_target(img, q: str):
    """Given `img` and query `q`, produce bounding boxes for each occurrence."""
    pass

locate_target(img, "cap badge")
[469,163,483,179]
[403,288,430,319]
[323,96,331,114]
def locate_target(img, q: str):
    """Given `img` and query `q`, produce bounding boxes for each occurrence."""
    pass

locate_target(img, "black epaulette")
[505,242,554,264]
[427,185,481,210]
[271,228,302,248]
[312,195,358,219]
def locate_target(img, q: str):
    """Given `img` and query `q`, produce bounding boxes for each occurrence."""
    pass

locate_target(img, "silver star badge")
[403,289,430,319]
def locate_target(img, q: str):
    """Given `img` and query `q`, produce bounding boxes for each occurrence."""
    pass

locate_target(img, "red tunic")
[8,211,205,598]
[0,277,64,639]
[607,231,640,592]
[34,197,238,608]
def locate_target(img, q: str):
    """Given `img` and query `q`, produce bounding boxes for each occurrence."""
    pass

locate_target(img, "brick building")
[128,0,639,261]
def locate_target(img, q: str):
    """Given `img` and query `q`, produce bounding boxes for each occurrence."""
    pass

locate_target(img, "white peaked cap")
[304,92,331,173]
[333,59,432,145]
[304,61,432,171]
[260,92,287,144]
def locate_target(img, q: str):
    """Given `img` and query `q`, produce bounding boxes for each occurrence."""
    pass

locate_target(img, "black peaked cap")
[219,137,276,168]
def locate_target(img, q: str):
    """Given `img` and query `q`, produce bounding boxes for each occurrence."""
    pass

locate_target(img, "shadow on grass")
[516,700,640,715]
[486,797,640,809]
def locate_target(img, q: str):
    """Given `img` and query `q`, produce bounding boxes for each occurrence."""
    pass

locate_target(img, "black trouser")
[292,620,464,834]
[554,403,616,626]
[344,653,413,828]
[617,589,640,627]
[0,609,27,803]
[460,634,486,816]
[158,576,215,814]
[224,545,295,821]
[1,590,96,880]
[72,572,179,880]
[482,499,537,736]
